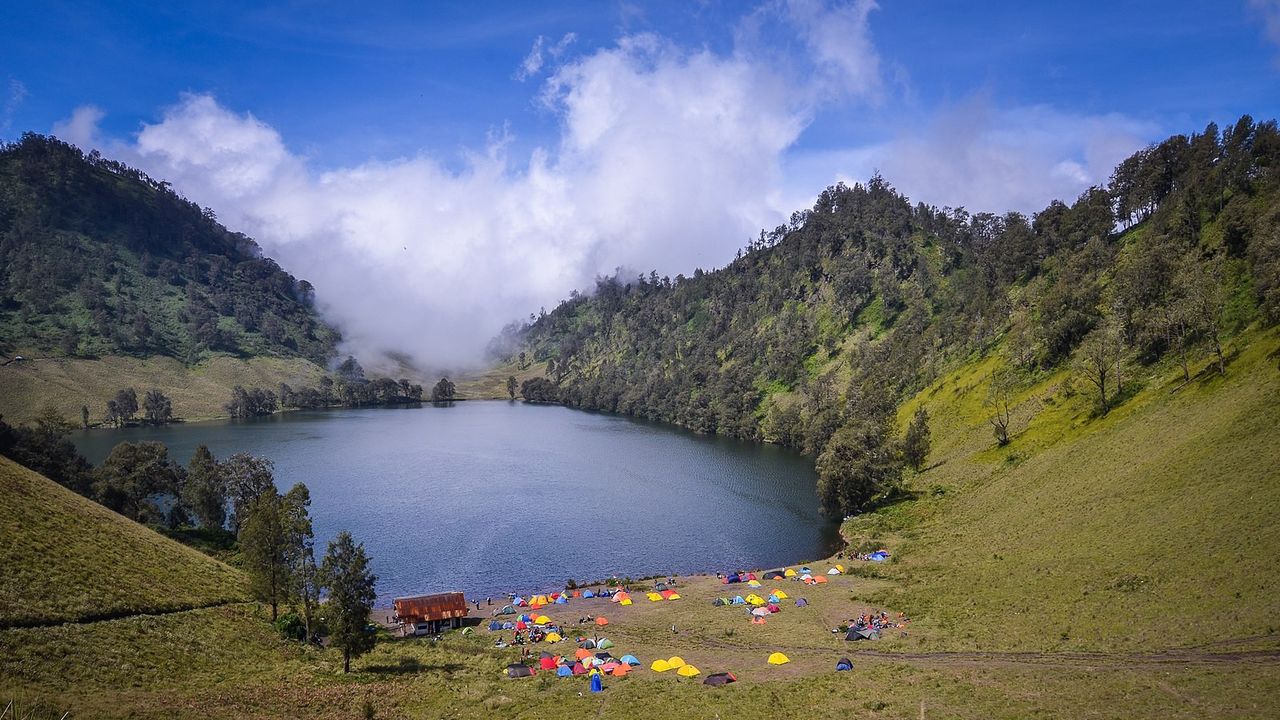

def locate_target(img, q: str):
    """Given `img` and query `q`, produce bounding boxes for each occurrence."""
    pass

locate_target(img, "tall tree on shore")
[223,453,275,533]
[506,376,517,400]
[430,377,456,403]
[106,388,138,427]
[282,483,319,642]
[143,389,173,425]
[182,445,226,530]
[321,530,378,673]
[239,490,289,621]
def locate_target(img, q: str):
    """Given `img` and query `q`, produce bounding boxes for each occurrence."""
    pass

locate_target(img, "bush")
[274,611,305,641]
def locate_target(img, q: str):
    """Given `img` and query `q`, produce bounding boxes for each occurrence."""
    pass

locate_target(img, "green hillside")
[0,455,247,627]
[0,134,338,364]
[846,326,1280,653]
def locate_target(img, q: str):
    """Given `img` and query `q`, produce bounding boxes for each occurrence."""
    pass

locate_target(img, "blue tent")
[557,665,573,677]
[488,621,502,631]
[726,574,742,584]
[767,594,780,603]
[795,599,808,607]
[555,596,569,604]
[835,658,853,671]
[868,551,889,562]
[502,621,515,629]
[731,596,746,605]
[620,654,640,666]
[582,590,595,598]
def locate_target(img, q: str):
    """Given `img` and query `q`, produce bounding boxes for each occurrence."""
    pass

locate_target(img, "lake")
[73,401,838,603]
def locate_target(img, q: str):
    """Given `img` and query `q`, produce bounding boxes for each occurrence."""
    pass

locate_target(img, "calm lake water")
[73,401,837,603]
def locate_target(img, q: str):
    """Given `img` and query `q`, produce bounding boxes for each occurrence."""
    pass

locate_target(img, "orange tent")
[814,575,828,584]
[575,648,593,660]
[612,663,630,676]
[595,617,609,626]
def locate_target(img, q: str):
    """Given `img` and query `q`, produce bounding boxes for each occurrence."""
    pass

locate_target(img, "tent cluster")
[645,590,682,602]
[508,652,643,679]
[711,586,809,624]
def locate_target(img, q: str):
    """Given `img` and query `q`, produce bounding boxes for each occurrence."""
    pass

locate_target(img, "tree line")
[503,115,1280,518]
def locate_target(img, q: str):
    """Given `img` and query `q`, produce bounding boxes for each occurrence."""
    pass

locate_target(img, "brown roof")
[393,592,469,622]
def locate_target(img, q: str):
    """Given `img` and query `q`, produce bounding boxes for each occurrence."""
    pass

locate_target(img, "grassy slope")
[848,325,1280,653]
[0,354,328,424]
[0,456,247,626]
[454,358,549,400]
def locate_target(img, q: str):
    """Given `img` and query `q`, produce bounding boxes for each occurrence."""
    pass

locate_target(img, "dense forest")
[0,134,338,364]
[504,116,1280,515]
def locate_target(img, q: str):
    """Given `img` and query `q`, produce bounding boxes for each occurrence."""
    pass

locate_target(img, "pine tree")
[321,531,378,673]
[902,407,931,471]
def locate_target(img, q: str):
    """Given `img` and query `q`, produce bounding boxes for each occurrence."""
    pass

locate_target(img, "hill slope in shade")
[0,134,338,365]
[0,455,247,627]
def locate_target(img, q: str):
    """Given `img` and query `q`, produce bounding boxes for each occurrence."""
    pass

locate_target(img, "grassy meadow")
[0,354,329,425]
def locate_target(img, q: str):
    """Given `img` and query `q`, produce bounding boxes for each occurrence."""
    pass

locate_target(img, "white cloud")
[784,99,1155,215]
[782,0,881,101]
[516,32,577,81]
[1250,0,1280,62]
[3,79,29,133]
[50,104,104,146]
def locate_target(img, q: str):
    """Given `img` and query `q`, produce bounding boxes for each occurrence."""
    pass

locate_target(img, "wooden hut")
[393,592,469,633]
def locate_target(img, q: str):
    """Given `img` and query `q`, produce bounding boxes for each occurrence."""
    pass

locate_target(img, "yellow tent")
[619,598,632,606]
[532,595,549,604]
[783,568,797,577]
[647,592,663,602]
[835,564,845,572]
[771,589,788,599]
[746,580,762,587]
[666,656,686,668]
[651,659,672,672]
[745,594,765,606]
[544,632,562,643]
[666,592,681,600]
[767,652,790,665]
[534,615,551,624]
[677,664,700,677]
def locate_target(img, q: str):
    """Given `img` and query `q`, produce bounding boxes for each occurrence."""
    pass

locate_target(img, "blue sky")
[2,1,1279,363]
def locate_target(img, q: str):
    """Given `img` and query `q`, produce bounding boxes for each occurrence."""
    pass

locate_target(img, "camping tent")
[534,615,551,625]
[827,567,841,575]
[601,662,619,673]
[575,648,593,660]
[572,663,588,675]
[766,604,780,613]
[746,580,762,588]
[835,658,853,671]
[764,568,786,579]
[582,590,595,598]
[771,589,789,600]
[461,627,473,635]
[611,663,630,676]
[557,665,573,677]
[597,638,615,649]
[619,598,632,606]
[767,652,790,665]
[507,664,534,678]
[814,575,828,584]
[647,592,663,602]
[868,551,889,562]
[784,568,797,577]
[596,617,609,626]
[795,598,808,607]
[488,621,503,631]
[845,628,878,641]
[661,590,679,600]
[704,672,737,686]
[712,598,726,607]
[751,607,770,617]
[745,594,766,606]
[555,596,568,604]
[651,659,673,672]
[544,632,562,643]
[498,605,516,615]
[731,596,746,605]
[595,652,613,661]
[725,573,741,584]
[620,654,640,666]
[767,594,780,604]
[539,656,557,670]
[580,639,597,649]
[666,656,686,668]
[677,665,700,677]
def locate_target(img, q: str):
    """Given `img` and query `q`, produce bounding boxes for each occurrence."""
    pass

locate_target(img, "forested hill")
[511,115,1280,513]
[0,134,338,364]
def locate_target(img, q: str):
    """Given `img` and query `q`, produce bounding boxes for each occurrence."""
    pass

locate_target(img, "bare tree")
[1076,319,1123,414]
[987,368,1016,446]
